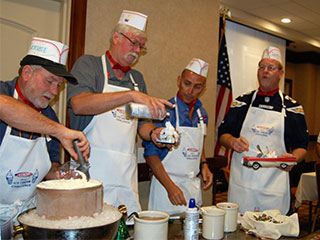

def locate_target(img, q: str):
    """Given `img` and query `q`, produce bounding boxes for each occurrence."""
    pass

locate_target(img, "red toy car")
[242,156,297,170]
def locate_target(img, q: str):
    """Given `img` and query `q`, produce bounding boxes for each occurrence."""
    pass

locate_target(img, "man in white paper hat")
[0,37,90,223]
[218,46,308,215]
[68,10,173,215]
[143,58,213,215]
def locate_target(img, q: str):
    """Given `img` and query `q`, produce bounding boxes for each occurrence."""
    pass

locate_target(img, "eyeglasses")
[119,32,147,52]
[258,65,278,71]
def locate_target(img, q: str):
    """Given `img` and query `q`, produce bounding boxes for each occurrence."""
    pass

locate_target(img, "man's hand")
[130,91,173,119]
[167,184,187,206]
[201,164,213,190]
[150,127,179,150]
[231,136,249,153]
[55,127,90,162]
[277,153,296,172]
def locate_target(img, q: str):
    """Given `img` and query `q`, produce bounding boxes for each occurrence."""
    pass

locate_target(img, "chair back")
[315,161,320,202]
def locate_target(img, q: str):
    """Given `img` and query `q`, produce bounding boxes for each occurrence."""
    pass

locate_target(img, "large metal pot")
[16,208,122,240]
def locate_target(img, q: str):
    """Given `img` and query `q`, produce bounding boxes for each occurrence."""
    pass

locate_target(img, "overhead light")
[281,18,292,23]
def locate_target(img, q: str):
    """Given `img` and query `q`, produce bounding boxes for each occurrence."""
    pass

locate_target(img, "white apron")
[228,90,290,214]
[0,90,51,223]
[82,55,140,215]
[148,97,206,215]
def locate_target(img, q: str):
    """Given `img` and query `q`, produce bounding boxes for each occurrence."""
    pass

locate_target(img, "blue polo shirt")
[142,96,208,160]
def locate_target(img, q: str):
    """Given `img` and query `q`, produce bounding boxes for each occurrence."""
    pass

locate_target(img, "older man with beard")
[0,37,90,223]
[68,10,173,215]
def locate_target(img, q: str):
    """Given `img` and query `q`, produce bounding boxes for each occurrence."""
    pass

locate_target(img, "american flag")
[214,17,233,161]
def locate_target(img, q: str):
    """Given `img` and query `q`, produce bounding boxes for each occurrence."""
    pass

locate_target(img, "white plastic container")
[134,210,169,240]
[201,206,225,240]
[217,202,239,232]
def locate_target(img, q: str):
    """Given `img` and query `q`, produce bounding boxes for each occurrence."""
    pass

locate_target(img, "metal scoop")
[73,140,90,181]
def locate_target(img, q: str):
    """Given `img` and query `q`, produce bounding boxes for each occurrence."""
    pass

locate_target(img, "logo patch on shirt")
[258,104,274,110]
[251,124,274,137]
[285,95,297,103]
[286,105,305,115]
[182,147,200,160]
[111,108,132,123]
[231,100,247,108]
[5,169,39,188]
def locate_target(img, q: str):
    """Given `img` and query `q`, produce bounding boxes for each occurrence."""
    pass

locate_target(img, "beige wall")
[85,0,220,158]
[286,62,320,162]
[286,62,320,136]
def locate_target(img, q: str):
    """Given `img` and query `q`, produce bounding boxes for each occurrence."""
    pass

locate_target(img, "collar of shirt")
[177,92,197,111]
[172,96,204,127]
[105,55,132,82]
[257,87,279,96]
[105,51,131,73]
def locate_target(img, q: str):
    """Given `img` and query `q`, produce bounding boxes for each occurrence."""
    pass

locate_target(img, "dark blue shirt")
[0,78,61,163]
[142,96,208,160]
[218,90,309,152]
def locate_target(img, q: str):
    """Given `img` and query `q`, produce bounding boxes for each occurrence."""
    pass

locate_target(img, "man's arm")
[0,95,89,161]
[200,148,213,190]
[219,133,249,153]
[145,155,187,206]
[70,91,173,120]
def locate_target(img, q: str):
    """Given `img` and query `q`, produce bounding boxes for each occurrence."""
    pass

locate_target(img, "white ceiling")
[220,0,320,53]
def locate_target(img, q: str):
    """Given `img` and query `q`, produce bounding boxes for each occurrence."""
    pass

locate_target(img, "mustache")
[126,52,139,63]
[43,94,54,101]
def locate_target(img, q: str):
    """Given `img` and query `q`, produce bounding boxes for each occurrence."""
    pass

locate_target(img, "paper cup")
[217,202,239,232]
[201,206,225,239]
[134,210,169,240]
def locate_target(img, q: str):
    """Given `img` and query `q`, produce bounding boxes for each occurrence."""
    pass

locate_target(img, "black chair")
[206,155,228,205]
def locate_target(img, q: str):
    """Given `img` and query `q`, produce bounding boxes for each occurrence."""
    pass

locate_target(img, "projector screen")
[225,20,286,99]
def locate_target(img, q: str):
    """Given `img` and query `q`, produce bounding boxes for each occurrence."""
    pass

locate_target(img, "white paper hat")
[261,46,282,64]
[20,37,77,83]
[118,10,148,32]
[185,58,209,78]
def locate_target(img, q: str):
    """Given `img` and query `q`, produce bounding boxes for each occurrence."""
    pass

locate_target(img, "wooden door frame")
[65,0,87,161]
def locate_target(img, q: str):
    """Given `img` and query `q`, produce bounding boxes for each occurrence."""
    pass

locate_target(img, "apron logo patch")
[111,108,132,123]
[182,147,200,160]
[251,124,274,137]
[5,169,39,188]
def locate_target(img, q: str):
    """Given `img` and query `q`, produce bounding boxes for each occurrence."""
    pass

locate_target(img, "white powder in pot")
[18,204,122,229]
[37,171,101,190]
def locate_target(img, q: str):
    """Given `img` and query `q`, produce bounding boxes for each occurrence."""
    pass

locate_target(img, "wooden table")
[128,220,298,239]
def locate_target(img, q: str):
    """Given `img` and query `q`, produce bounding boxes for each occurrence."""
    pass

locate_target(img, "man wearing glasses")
[68,10,172,216]
[218,46,309,215]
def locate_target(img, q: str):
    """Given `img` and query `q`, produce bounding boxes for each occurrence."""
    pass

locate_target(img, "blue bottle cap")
[188,198,196,208]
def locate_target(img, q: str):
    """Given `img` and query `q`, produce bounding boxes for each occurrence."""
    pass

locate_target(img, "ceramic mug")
[134,210,169,240]
[217,202,239,232]
[201,206,225,239]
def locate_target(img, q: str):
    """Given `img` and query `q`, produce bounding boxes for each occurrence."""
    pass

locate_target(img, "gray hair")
[18,65,41,76]
[109,23,147,45]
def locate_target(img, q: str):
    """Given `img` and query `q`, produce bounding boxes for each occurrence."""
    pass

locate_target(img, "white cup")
[216,202,239,232]
[201,206,225,239]
[134,210,169,240]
